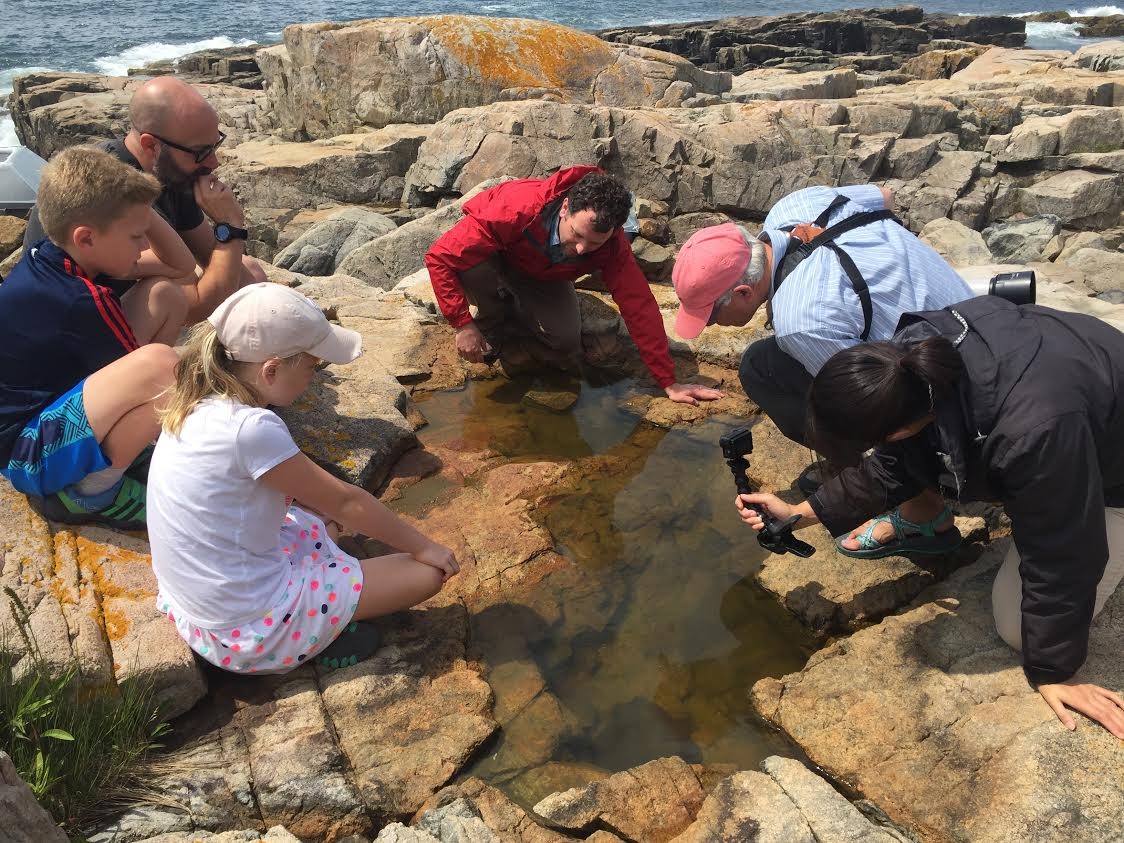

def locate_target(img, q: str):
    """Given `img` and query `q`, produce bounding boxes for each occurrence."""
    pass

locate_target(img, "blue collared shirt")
[761,184,972,375]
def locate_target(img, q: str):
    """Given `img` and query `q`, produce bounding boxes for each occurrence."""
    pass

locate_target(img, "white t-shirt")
[147,398,301,628]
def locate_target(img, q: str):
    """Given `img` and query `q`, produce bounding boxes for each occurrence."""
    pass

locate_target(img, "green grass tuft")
[0,587,170,836]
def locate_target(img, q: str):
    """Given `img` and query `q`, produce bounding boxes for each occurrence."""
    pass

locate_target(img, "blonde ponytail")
[158,322,260,435]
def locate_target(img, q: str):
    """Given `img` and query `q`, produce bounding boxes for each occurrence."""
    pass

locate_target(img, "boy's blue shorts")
[1,380,110,497]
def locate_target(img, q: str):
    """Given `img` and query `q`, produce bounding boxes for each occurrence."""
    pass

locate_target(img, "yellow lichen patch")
[427,16,616,90]
[102,605,130,641]
[75,537,153,601]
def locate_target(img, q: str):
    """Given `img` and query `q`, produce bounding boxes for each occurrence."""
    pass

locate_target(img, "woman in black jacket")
[737,297,1124,737]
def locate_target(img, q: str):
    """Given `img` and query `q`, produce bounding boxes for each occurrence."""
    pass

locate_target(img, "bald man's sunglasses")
[149,130,226,163]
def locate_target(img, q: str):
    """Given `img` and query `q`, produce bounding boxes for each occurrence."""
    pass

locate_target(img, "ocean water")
[1,0,1121,145]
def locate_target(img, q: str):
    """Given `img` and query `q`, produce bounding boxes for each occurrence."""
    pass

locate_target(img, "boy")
[0,146,183,530]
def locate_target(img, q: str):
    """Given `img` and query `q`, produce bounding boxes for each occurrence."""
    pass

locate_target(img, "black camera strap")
[774,195,901,341]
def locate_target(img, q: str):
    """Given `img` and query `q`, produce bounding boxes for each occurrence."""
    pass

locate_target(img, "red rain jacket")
[424,166,676,388]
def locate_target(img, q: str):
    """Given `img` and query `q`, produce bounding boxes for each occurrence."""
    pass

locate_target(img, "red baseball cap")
[672,223,751,339]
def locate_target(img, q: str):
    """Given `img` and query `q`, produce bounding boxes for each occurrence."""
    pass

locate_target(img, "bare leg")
[839,488,953,550]
[82,344,178,468]
[121,277,189,346]
[352,552,445,621]
[242,255,268,285]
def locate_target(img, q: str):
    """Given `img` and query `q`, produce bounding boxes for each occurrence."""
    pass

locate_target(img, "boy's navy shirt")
[0,239,138,463]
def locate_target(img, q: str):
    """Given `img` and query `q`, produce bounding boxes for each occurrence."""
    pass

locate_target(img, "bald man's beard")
[152,147,211,191]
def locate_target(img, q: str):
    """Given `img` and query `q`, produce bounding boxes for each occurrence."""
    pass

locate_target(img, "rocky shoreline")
[1,7,1123,843]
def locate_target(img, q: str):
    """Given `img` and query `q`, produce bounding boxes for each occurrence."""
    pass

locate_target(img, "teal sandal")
[315,620,382,671]
[835,506,962,559]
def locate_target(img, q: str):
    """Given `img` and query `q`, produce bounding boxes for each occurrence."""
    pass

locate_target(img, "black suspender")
[774,195,900,342]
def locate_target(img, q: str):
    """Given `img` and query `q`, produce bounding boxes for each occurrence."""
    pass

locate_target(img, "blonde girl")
[147,283,458,673]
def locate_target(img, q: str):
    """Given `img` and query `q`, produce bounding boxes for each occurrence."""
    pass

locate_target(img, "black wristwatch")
[214,222,249,243]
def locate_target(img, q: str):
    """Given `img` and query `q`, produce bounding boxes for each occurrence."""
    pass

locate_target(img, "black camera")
[967,270,1036,306]
[719,427,815,558]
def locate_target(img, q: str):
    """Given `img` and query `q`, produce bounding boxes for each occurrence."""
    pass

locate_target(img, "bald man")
[24,77,266,322]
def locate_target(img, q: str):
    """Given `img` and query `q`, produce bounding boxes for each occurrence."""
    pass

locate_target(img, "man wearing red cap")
[672,184,972,557]
[425,166,722,405]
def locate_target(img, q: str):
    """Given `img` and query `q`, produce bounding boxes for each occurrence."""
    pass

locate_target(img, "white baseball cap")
[208,282,362,364]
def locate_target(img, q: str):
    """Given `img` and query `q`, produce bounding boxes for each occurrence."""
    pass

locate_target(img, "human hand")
[1038,680,1124,738]
[664,382,725,406]
[735,493,793,531]
[415,541,460,582]
[455,322,492,364]
[193,174,245,226]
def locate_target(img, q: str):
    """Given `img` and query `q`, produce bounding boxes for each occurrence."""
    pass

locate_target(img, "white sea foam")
[92,35,258,77]
[1067,5,1124,15]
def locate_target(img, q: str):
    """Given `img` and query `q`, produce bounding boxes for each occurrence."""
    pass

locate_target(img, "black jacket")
[809,297,1124,685]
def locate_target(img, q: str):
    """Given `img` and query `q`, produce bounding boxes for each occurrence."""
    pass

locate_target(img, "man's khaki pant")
[459,257,581,367]
[992,506,1124,653]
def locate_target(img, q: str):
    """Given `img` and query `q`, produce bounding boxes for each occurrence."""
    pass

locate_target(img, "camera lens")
[988,270,1036,306]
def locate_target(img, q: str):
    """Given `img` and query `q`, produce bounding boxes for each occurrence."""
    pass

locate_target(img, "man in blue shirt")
[672,184,973,557]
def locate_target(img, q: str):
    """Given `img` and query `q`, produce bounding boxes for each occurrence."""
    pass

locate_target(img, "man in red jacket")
[425,166,723,405]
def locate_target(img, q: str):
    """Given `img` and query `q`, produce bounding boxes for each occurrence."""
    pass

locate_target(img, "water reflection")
[409,377,816,805]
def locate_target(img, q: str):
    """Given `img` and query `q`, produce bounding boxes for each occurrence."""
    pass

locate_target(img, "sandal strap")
[850,512,902,550]
[890,505,952,538]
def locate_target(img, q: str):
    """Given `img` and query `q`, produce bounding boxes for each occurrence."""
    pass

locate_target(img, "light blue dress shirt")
[759,185,973,375]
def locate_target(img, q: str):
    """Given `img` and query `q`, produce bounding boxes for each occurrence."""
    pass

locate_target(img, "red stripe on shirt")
[63,257,139,353]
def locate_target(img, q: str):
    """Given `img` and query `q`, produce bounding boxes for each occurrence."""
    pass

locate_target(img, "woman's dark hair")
[566,173,632,233]
[806,336,964,469]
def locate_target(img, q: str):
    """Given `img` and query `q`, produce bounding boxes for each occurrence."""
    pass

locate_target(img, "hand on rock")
[455,322,492,364]
[1038,680,1124,738]
[664,382,724,405]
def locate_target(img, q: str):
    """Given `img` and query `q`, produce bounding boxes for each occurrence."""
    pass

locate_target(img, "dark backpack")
[773,194,901,341]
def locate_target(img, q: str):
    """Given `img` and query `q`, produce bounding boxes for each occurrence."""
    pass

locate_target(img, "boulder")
[8,72,270,160]
[533,756,707,842]
[401,99,892,218]
[129,45,264,90]
[1069,40,1124,73]
[919,217,993,266]
[0,752,68,843]
[257,16,730,139]
[338,179,506,290]
[751,543,1124,843]
[273,208,397,276]
[0,483,206,719]
[670,757,903,842]
[727,68,857,101]
[218,127,431,210]
[900,45,986,80]
[0,215,27,261]
[1060,248,1124,294]
[982,214,1062,263]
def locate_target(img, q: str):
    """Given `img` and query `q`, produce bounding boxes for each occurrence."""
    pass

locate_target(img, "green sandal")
[314,620,381,670]
[835,506,961,559]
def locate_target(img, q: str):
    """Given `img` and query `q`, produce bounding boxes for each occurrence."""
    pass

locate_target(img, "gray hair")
[714,230,768,310]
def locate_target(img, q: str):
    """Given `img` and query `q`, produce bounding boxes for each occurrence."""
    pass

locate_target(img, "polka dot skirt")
[156,506,364,674]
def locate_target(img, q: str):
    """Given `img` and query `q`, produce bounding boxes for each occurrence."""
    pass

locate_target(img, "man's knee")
[538,315,582,355]
[241,256,268,285]
[738,339,774,400]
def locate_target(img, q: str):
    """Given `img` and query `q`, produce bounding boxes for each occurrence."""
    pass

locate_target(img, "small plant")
[0,587,170,835]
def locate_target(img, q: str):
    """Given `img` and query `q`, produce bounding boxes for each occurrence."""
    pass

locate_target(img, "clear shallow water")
[406,377,817,805]
[1,1,1121,145]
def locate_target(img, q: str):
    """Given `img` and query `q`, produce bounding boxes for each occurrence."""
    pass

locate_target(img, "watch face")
[215,223,232,242]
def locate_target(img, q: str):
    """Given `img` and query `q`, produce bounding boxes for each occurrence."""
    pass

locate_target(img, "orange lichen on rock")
[101,605,130,641]
[425,16,616,90]
[75,537,153,601]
